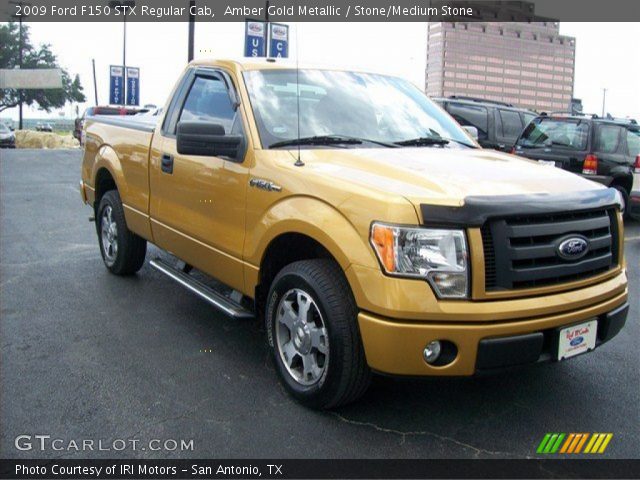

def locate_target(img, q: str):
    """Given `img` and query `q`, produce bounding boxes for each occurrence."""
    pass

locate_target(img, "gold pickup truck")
[81,59,629,408]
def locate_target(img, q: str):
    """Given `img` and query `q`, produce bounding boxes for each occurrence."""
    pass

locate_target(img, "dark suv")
[434,96,537,152]
[513,115,640,217]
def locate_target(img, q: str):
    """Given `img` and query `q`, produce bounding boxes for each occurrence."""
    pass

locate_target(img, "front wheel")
[97,190,147,275]
[266,259,371,409]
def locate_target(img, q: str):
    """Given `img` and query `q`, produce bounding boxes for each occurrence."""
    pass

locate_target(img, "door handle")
[161,154,173,174]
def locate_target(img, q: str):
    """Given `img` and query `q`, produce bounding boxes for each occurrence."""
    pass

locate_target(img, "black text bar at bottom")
[1,459,638,479]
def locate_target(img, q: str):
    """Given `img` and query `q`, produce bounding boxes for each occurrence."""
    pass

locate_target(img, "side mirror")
[462,125,478,140]
[177,121,243,160]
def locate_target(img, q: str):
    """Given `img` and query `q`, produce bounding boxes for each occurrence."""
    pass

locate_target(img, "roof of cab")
[187,57,383,74]
[189,58,317,70]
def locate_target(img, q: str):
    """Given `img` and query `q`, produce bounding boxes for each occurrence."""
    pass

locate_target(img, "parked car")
[434,96,537,152]
[513,115,639,217]
[35,123,53,132]
[629,136,640,220]
[74,106,147,145]
[80,59,628,408]
[0,123,16,148]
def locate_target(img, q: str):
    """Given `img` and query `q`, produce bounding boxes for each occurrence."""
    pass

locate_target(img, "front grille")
[482,208,618,291]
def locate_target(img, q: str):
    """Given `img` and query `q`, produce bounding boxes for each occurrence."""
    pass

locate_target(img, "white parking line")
[625,236,640,241]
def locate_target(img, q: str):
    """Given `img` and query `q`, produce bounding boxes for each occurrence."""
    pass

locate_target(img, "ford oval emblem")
[557,236,590,261]
[570,336,584,347]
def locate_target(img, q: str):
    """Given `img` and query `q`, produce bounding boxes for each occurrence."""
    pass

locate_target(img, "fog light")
[423,341,442,364]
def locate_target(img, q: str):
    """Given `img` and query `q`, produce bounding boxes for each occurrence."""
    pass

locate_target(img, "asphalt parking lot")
[1,149,638,459]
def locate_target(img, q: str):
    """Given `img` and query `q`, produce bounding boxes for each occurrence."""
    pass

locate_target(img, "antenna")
[294,22,304,167]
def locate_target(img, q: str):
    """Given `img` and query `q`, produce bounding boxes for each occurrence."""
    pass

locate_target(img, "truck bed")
[82,114,157,229]
[91,114,157,132]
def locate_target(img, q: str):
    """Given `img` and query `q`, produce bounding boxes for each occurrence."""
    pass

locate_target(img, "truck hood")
[297,147,605,206]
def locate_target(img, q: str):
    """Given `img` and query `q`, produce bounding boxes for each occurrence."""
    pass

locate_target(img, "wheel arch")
[91,145,126,210]
[248,197,378,318]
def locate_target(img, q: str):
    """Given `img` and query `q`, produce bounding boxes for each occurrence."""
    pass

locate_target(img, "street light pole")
[92,59,98,105]
[122,9,127,103]
[9,0,30,129]
[188,0,195,62]
[601,88,607,118]
[18,13,23,130]
[109,0,135,105]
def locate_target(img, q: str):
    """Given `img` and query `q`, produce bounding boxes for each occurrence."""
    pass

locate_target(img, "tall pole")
[265,1,270,57]
[92,59,98,105]
[122,10,127,104]
[18,14,23,130]
[188,0,195,62]
[601,88,607,118]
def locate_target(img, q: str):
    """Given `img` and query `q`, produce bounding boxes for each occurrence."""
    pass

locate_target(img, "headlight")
[370,222,469,298]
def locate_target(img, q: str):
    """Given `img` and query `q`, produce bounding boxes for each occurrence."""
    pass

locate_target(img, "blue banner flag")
[269,23,289,58]
[126,67,140,106]
[244,20,267,57]
[109,65,124,105]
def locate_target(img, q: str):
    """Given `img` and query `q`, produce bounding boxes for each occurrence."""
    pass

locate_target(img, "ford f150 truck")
[80,59,629,409]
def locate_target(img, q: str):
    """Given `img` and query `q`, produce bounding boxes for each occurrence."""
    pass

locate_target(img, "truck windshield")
[517,118,590,150]
[243,69,475,149]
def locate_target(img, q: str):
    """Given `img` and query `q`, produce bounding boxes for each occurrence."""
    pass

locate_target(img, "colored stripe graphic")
[559,434,575,453]
[574,433,589,453]
[598,434,613,453]
[550,433,565,453]
[585,433,613,453]
[567,434,582,453]
[537,434,552,454]
[538,433,613,454]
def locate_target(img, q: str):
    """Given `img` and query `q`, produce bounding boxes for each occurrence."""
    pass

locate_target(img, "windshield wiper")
[394,136,450,147]
[269,134,397,149]
[269,135,363,149]
[550,141,573,148]
[518,142,545,149]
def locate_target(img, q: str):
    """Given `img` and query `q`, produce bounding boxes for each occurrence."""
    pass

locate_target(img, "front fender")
[244,196,377,272]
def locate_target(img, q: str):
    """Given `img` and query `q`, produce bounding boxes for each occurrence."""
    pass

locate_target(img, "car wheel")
[266,259,371,409]
[97,190,146,275]
[613,185,630,219]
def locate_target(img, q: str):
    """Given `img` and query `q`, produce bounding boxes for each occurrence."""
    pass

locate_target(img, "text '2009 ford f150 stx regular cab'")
[80,59,629,409]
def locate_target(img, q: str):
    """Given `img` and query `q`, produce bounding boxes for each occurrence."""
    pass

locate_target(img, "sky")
[2,21,639,121]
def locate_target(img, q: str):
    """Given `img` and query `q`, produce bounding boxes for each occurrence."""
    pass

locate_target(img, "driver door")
[149,68,249,293]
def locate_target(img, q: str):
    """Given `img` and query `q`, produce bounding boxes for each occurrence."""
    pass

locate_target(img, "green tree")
[0,22,86,113]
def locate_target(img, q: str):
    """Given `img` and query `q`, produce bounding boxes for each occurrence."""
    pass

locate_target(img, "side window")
[523,113,536,127]
[626,129,640,157]
[447,103,488,140]
[595,125,622,153]
[499,109,524,139]
[179,76,236,134]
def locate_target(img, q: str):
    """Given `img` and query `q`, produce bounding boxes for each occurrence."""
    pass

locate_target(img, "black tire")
[96,190,146,275]
[265,259,371,409]
[613,185,630,219]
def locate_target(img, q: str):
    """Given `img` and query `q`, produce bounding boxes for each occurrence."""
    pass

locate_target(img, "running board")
[149,258,254,319]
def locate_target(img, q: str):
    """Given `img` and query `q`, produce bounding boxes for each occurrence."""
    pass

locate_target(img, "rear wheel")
[97,190,146,275]
[266,259,371,409]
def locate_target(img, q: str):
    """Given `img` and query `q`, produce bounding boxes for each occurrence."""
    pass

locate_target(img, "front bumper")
[358,289,628,376]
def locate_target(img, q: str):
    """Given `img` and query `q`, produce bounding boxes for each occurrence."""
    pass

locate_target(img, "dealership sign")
[244,21,267,57]
[269,23,289,58]
[126,67,140,106]
[109,65,124,105]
